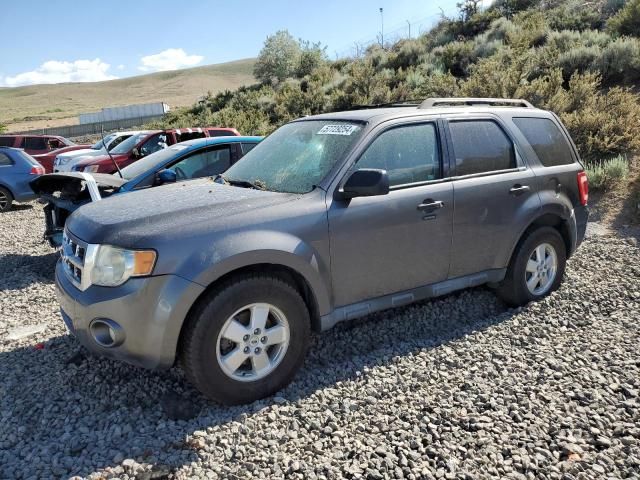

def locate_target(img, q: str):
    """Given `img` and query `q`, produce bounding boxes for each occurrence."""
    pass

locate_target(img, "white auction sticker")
[317,124,359,136]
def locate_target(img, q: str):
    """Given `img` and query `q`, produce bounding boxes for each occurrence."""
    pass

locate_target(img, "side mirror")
[156,168,177,185]
[337,168,390,200]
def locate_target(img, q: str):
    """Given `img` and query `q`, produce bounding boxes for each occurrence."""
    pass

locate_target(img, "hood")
[66,179,299,246]
[75,153,128,167]
[30,172,127,194]
[57,148,97,160]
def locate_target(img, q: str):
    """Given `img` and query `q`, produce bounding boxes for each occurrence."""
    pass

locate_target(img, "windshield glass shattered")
[222,120,363,193]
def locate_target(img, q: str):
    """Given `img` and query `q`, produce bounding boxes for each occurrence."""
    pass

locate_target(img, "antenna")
[101,127,123,179]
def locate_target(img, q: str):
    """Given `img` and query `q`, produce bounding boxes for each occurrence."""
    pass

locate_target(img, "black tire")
[0,187,13,213]
[181,274,310,405]
[497,226,566,307]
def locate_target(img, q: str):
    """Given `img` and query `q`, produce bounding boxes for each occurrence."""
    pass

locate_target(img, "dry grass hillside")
[0,58,255,132]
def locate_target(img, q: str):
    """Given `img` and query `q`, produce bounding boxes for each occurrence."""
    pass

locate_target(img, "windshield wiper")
[216,175,266,190]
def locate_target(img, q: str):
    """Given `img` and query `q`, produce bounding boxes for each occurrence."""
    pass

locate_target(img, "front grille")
[61,230,95,290]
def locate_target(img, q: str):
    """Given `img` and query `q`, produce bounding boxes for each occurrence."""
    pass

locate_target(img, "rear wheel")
[497,227,566,307]
[0,187,13,212]
[181,275,310,405]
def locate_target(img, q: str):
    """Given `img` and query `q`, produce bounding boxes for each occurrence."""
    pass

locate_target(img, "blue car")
[31,136,262,246]
[0,147,45,212]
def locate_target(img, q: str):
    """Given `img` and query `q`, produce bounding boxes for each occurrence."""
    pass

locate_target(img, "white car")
[53,131,140,172]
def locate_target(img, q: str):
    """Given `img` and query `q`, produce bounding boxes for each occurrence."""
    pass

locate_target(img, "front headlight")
[90,245,156,287]
[83,165,101,173]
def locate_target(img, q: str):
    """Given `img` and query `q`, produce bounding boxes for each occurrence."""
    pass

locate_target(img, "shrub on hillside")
[607,0,640,36]
[494,0,541,18]
[560,82,640,161]
[388,39,428,70]
[296,41,328,78]
[556,45,601,78]
[598,37,640,84]
[545,0,603,31]
[432,41,477,76]
[585,155,629,191]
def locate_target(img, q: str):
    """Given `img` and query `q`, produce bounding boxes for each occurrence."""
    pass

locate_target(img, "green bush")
[560,80,640,161]
[607,0,640,36]
[556,45,601,77]
[546,0,603,31]
[598,37,640,83]
[432,40,477,76]
[253,30,301,84]
[585,155,629,191]
[296,41,327,78]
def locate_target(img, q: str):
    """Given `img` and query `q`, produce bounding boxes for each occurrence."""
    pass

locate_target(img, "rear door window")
[356,123,441,187]
[512,117,575,167]
[0,137,15,147]
[449,120,516,176]
[0,152,13,166]
[24,137,48,151]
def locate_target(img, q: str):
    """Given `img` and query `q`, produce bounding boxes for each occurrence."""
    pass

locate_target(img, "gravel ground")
[1,203,639,480]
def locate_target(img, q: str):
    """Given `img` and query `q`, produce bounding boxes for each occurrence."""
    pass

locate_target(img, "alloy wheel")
[525,242,558,295]
[216,303,290,382]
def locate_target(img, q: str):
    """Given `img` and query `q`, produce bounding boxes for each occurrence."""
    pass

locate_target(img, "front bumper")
[55,260,204,369]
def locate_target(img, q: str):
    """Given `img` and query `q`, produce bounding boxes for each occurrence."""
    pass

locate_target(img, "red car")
[32,145,92,173]
[0,135,83,156]
[73,127,240,173]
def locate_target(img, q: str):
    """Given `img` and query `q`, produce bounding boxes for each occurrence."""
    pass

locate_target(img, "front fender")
[167,230,332,316]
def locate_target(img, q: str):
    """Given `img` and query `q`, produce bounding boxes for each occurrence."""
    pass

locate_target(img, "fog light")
[89,319,125,348]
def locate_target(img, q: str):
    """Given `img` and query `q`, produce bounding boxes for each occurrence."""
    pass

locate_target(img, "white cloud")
[0,58,117,87]
[138,48,204,72]
[117,64,125,70]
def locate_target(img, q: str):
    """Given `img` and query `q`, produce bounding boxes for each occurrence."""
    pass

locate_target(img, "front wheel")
[497,226,566,307]
[0,187,14,213]
[181,275,310,405]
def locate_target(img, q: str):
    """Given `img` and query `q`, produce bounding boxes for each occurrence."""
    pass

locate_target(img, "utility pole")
[380,7,384,48]
[407,20,411,39]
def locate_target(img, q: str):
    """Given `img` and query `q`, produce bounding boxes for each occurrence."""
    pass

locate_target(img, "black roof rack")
[345,100,421,111]
[419,97,535,109]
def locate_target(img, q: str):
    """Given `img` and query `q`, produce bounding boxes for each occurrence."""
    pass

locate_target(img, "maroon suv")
[73,127,240,173]
[0,135,83,156]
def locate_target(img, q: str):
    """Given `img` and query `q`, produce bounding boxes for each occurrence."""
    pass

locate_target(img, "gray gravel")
[1,203,639,480]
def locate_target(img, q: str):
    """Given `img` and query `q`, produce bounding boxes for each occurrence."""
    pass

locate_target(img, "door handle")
[417,200,444,212]
[509,184,530,196]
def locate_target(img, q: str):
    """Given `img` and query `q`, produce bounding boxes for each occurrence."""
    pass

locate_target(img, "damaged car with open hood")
[30,136,261,247]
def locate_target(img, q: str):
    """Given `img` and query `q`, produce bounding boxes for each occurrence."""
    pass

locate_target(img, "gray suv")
[55,98,589,404]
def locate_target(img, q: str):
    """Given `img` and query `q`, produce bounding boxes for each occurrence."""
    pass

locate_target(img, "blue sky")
[0,0,459,87]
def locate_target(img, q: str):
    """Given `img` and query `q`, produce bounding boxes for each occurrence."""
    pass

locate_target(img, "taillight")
[30,165,45,175]
[577,171,588,206]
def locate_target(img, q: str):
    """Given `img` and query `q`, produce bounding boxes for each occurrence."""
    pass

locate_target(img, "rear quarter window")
[0,152,13,166]
[209,130,236,137]
[512,117,575,167]
[241,142,258,155]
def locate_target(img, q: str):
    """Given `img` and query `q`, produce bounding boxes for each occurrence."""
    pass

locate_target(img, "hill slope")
[0,58,255,131]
